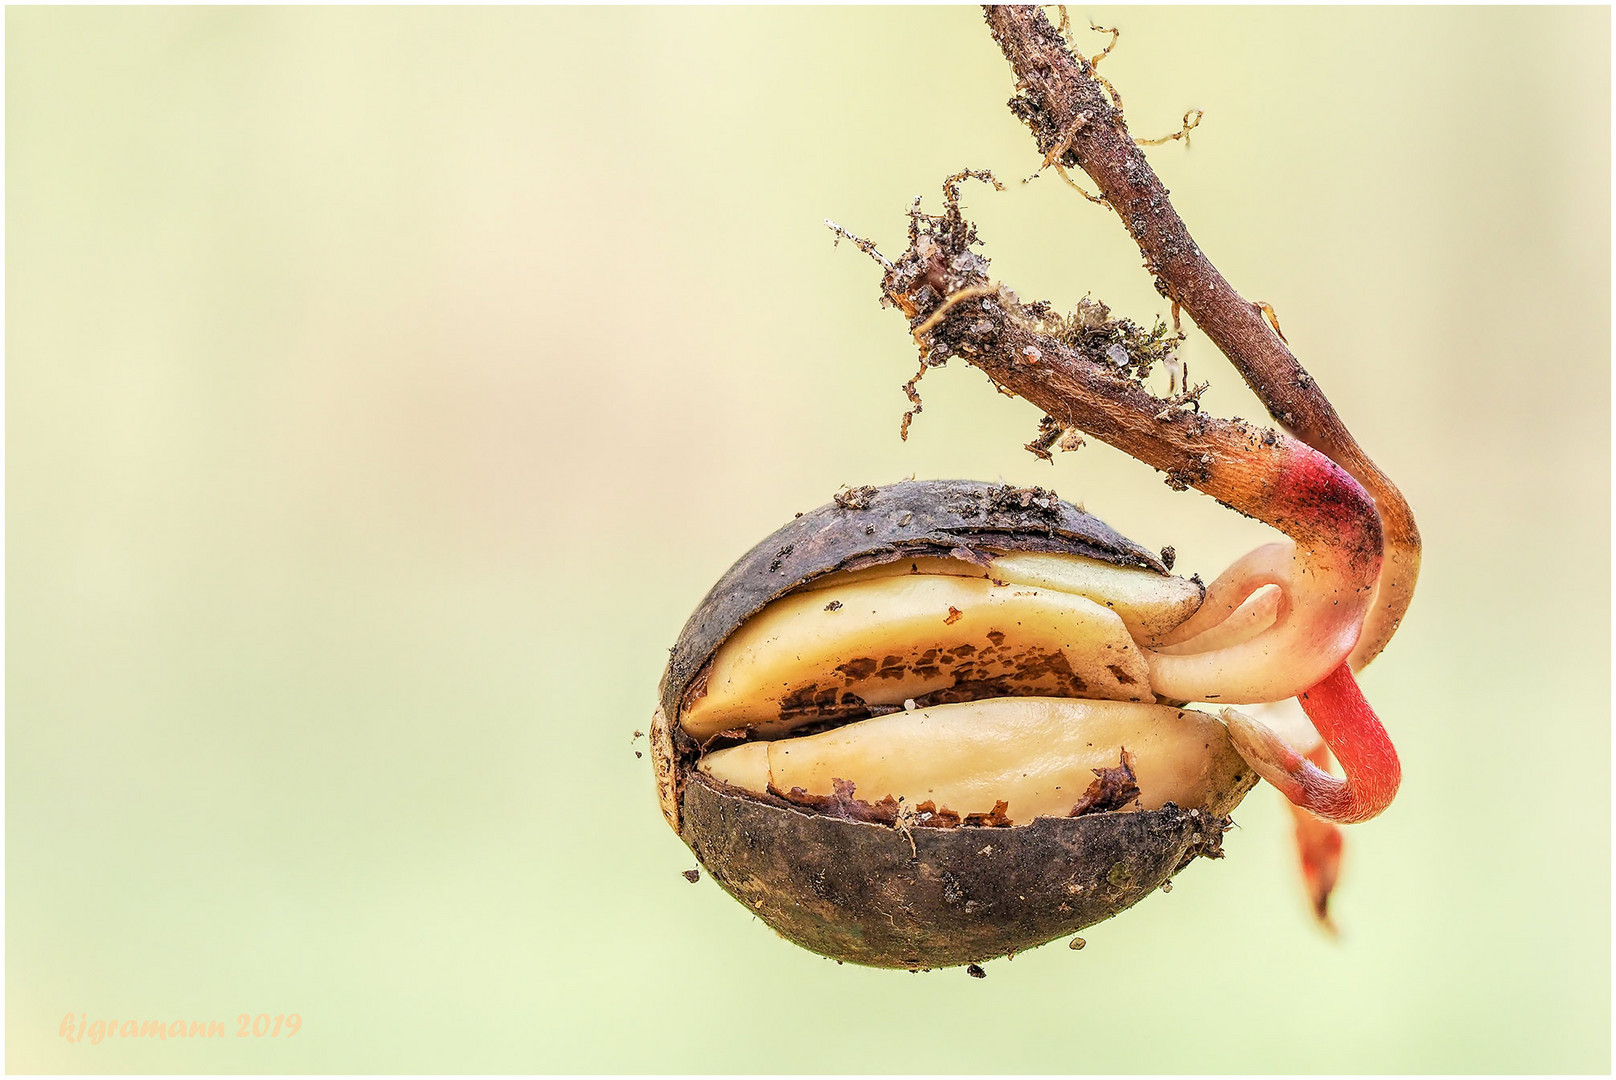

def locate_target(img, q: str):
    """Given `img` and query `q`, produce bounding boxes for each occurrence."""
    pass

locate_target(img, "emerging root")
[1221,665,1401,825]
[911,284,1002,343]
[1055,164,1110,206]
[825,219,893,271]
[1147,531,1375,705]
[1085,25,1125,112]
[899,360,929,441]
[1086,22,1120,68]
[943,169,1006,209]
[1024,111,1092,181]
[1253,300,1289,343]
[1137,108,1205,148]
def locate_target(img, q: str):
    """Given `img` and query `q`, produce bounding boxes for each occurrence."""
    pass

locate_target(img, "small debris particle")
[865,525,877,535]
[990,484,1061,515]
[1069,936,1087,951]
[1025,414,1061,461]
[944,605,963,625]
[1160,546,1176,571]
[1068,749,1142,816]
[834,485,878,510]
[634,751,642,759]
[978,844,994,856]
[963,800,1013,828]
[903,698,918,711]
[768,544,795,572]
[824,600,843,612]
[681,869,701,884]
[897,511,914,527]
[966,963,987,979]
[1161,879,1174,894]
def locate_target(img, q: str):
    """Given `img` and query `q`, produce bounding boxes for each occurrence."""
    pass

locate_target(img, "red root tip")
[1223,664,1400,825]
[1289,744,1344,932]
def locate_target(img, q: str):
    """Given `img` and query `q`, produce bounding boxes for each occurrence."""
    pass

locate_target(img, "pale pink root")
[1222,664,1400,825]
[1153,543,1289,647]
[1146,540,1371,705]
[1151,585,1279,655]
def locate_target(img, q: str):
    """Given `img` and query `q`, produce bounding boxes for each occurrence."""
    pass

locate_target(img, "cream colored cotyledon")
[684,550,1253,822]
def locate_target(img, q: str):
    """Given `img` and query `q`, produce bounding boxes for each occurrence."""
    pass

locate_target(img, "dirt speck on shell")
[834,485,879,510]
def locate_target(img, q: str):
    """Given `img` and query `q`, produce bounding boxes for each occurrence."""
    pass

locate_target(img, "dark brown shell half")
[681,773,1230,969]
[660,480,1169,718]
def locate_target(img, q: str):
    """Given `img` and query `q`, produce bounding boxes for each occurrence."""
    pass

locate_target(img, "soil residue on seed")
[1067,749,1141,816]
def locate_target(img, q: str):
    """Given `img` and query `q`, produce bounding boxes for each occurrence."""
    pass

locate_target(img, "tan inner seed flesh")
[680,552,1245,824]
[700,697,1252,822]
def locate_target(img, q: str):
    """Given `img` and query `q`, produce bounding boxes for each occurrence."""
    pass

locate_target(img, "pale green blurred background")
[7,6,1609,1073]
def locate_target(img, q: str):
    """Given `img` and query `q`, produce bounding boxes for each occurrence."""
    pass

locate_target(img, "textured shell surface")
[680,774,1229,969]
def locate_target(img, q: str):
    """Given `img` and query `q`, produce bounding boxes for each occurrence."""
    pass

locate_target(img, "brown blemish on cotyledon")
[771,641,1120,727]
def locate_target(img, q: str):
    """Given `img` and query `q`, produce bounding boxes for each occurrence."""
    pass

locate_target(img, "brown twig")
[981,5,1418,670]
[862,179,1381,582]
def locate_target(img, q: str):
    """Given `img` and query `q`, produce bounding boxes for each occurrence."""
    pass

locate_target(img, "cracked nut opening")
[653,480,1258,969]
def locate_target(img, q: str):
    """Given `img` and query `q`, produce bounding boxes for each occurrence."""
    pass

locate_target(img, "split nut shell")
[655,480,1251,969]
